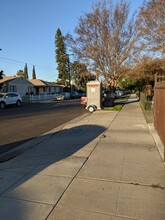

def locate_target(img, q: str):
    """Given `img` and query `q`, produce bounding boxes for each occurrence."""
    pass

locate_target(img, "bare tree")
[16,70,24,77]
[139,0,165,55]
[67,0,141,88]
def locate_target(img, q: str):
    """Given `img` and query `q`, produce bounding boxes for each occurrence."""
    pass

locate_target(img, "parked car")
[70,92,80,99]
[55,94,65,101]
[78,92,86,98]
[0,92,22,109]
[115,89,124,98]
[123,89,131,95]
[59,92,71,100]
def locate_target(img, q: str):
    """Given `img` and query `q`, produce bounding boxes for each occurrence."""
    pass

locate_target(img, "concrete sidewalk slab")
[31,157,86,177]
[78,143,125,181]
[3,174,72,204]
[122,162,165,186]
[48,205,116,220]
[116,183,165,220]
[54,178,120,216]
[0,197,53,220]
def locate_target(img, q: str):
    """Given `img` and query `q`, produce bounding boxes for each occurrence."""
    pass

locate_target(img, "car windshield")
[0,93,5,98]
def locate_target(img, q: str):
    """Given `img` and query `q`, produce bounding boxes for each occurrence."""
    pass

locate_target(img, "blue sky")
[0,0,143,82]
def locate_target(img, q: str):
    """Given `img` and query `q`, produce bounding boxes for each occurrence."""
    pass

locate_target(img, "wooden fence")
[154,72,165,161]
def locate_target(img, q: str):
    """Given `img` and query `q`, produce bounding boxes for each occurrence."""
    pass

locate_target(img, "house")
[0,76,34,96]
[0,76,64,97]
[29,79,64,95]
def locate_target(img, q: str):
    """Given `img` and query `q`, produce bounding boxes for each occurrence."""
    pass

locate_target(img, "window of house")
[9,85,17,92]
[28,86,33,92]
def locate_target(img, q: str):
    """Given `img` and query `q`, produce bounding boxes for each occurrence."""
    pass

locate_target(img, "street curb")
[0,113,89,163]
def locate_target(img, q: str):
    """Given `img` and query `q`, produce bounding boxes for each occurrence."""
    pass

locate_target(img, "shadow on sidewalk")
[0,124,106,218]
[114,94,139,105]
[124,99,139,104]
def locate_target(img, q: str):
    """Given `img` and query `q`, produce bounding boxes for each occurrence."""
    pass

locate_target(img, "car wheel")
[0,102,6,109]
[88,105,96,113]
[16,100,21,107]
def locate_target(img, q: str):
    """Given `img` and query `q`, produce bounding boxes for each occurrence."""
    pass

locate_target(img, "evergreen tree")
[0,70,3,79]
[55,28,68,85]
[24,63,29,79]
[71,61,95,90]
[32,65,36,79]
[0,70,4,90]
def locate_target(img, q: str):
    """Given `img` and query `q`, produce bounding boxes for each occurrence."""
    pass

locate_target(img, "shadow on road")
[0,138,33,155]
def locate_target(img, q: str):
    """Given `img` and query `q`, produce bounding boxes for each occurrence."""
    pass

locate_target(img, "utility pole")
[67,54,73,93]
[0,49,3,79]
[67,54,71,92]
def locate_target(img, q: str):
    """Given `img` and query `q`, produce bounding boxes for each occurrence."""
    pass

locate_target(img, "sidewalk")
[0,95,165,220]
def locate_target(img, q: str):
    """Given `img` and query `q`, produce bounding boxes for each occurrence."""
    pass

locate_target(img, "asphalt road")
[0,99,87,154]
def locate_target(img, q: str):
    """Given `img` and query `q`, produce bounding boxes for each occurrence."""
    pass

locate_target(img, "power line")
[0,57,56,70]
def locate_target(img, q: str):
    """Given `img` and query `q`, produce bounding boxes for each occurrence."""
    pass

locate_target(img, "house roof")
[0,76,34,86]
[29,79,64,87]
[0,76,17,84]
[42,80,64,87]
[0,77,64,87]
[29,79,46,86]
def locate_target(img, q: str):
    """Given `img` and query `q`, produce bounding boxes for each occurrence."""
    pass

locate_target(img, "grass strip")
[103,103,123,111]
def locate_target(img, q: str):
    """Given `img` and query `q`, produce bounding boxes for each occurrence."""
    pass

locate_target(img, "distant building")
[29,79,64,95]
[0,76,33,96]
[0,76,64,96]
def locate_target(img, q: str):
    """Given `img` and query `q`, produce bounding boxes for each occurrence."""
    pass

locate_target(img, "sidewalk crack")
[129,182,165,190]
